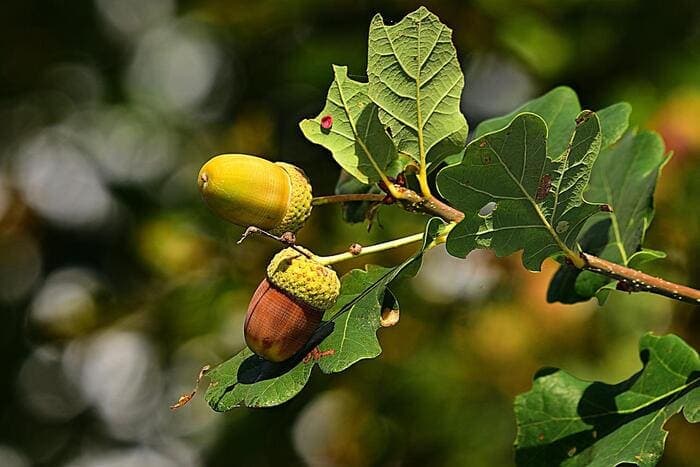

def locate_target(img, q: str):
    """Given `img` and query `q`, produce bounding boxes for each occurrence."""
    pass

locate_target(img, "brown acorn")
[244,247,341,362]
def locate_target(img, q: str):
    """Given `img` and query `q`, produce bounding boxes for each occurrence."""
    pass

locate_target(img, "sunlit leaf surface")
[437,111,602,270]
[300,65,397,184]
[368,6,468,169]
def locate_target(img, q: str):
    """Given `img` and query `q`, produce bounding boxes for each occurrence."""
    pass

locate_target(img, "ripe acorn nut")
[245,247,341,362]
[197,154,312,235]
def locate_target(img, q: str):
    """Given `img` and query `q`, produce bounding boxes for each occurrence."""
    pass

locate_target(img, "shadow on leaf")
[516,366,700,466]
[236,321,335,384]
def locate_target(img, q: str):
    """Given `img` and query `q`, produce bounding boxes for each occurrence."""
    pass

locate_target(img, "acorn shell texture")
[244,278,324,362]
[266,247,341,311]
[197,154,312,235]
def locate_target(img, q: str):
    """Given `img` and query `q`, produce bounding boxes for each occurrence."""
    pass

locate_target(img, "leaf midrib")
[335,74,388,181]
[482,118,573,257]
[379,15,445,166]
[550,126,589,223]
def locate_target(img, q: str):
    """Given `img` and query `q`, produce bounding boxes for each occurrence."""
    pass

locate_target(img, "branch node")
[280,231,296,245]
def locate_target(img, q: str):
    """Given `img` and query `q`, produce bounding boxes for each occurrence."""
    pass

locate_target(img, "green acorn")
[198,154,312,235]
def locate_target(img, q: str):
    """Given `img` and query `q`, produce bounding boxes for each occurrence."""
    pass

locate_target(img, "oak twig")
[581,253,700,305]
[387,186,699,305]
[306,182,700,305]
[311,193,387,206]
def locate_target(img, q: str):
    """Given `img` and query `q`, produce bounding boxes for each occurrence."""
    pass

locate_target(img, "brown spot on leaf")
[575,110,594,125]
[536,174,552,201]
[303,347,336,363]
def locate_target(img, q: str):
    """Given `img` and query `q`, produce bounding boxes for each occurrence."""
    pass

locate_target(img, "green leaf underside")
[368,6,468,170]
[437,111,602,271]
[300,65,397,184]
[204,218,445,409]
[515,334,700,467]
[548,130,668,304]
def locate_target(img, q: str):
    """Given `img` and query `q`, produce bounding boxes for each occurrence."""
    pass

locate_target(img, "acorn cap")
[275,163,313,235]
[266,247,341,311]
[197,154,312,235]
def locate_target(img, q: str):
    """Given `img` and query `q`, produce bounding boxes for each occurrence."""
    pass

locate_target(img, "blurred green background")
[1,0,699,466]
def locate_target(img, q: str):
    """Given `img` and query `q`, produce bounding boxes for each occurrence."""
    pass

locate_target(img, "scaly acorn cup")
[197,154,312,235]
[244,247,341,362]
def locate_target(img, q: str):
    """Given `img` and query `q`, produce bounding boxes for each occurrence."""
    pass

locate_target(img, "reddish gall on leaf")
[321,115,333,130]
